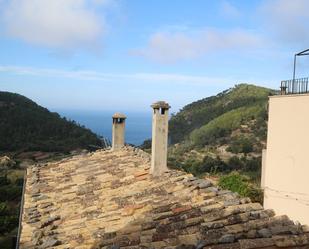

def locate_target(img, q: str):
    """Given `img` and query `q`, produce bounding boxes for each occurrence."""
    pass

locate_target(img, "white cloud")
[1,0,109,50]
[220,1,240,19]
[92,0,114,6]
[261,0,309,46]
[132,28,263,63]
[0,65,230,86]
[132,32,199,63]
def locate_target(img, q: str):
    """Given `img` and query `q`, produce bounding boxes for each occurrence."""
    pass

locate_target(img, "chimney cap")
[151,101,171,109]
[112,112,127,119]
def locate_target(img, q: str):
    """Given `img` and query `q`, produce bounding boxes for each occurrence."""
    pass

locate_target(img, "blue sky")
[0,0,309,113]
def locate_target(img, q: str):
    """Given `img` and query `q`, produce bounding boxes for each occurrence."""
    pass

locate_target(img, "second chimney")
[112,113,126,150]
[150,101,170,176]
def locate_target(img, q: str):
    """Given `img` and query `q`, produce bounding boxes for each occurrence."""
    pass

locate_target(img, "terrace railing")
[280,77,309,95]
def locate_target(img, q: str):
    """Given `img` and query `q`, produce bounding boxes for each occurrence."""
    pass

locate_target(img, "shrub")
[178,156,203,175]
[15,178,24,186]
[139,139,151,150]
[0,202,19,235]
[0,215,19,234]
[0,185,22,202]
[225,156,261,173]
[226,135,254,154]
[226,156,243,171]
[0,176,10,187]
[181,156,227,176]
[219,172,263,203]
[190,105,264,147]
[0,202,8,215]
[0,235,15,249]
[200,156,226,174]
[243,157,261,172]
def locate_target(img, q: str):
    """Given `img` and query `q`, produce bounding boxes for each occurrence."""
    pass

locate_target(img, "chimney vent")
[112,113,126,150]
[150,101,170,176]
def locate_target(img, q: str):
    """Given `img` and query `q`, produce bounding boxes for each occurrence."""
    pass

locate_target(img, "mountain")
[0,91,106,248]
[0,91,104,153]
[170,84,276,145]
[168,84,277,177]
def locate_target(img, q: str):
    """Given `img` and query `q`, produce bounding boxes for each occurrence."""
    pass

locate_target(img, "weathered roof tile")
[19,146,309,249]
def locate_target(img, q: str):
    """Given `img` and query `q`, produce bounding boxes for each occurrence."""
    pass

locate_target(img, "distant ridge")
[0,91,104,152]
[167,84,278,178]
[169,84,276,146]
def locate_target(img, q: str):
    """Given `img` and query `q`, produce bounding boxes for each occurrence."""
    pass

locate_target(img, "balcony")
[280,77,309,95]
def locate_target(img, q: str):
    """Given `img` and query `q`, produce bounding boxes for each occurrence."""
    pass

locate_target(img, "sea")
[57,110,152,146]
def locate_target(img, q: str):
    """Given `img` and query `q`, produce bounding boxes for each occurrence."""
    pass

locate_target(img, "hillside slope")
[0,91,104,152]
[170,84,275,145]
[168,84,277,178]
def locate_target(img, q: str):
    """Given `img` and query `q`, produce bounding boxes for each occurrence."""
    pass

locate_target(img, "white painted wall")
[263,94,309,225]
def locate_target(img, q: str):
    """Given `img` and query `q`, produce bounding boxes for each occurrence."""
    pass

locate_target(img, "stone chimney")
[150,101,170,176]
[112,113,126,150]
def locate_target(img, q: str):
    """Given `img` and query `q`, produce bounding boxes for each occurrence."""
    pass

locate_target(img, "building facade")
[262,93,309,225]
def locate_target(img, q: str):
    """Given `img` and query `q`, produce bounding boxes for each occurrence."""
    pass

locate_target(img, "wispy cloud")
[1,0,113,51]
[132,28,263,64]
[260,0,309,46]
[0,65,231,86]
[220,0,240,19]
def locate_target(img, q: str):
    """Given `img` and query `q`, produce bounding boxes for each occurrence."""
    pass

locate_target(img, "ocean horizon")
[57,110,152,146]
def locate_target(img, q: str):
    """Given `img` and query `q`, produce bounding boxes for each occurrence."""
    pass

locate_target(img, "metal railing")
[280,77,309,95]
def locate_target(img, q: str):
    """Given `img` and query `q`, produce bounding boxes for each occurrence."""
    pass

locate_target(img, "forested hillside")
[0,91,104,152]
[0,157,23,248]
[167,84,277,202]
[0,91,107,248]
[169,84,275,145]
[168,84,277,167]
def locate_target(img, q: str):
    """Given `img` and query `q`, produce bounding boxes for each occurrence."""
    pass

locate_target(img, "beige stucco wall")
[261,149,266,188]
[263,94,309,225]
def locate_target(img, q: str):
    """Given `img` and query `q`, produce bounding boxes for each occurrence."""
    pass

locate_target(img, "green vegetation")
[0,92,108,247]
[190,105,265,147]
[168,151,261,176]
[139,138,151,153]
[218,172,263,203]
[0,91,104,153]
[169,84,274,144]
[227,135,255,154]
[166,84,276,202]
[0,165,24,249]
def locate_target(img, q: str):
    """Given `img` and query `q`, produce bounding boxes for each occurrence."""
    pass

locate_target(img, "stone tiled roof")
[20,147,309,249]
